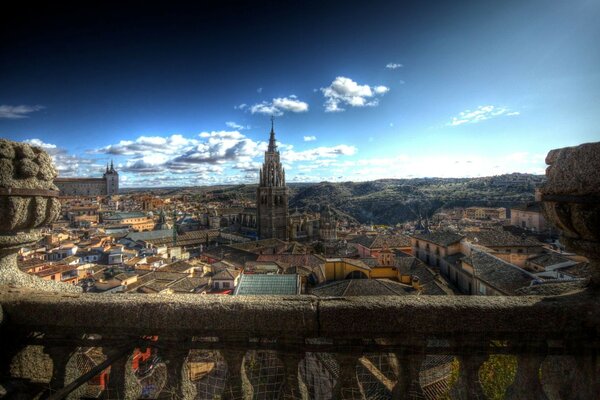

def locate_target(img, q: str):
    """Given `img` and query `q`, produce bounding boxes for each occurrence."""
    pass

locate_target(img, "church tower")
[257,118,289,240]
[319,204,337,241]
[103,160,119,196]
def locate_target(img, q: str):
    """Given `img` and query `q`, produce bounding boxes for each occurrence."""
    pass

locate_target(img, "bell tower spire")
[268,115,277,152]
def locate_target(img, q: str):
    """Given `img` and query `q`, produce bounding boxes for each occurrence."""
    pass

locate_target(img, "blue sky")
[1,0,599,187]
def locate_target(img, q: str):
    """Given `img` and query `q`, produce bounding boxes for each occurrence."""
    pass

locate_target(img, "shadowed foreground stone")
[541,141,600,287]
[0,139,79,292]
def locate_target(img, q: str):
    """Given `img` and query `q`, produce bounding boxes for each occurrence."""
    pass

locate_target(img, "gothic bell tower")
[257,117,289,240]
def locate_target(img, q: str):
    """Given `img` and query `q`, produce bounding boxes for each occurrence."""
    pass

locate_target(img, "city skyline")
[1,0,599,187]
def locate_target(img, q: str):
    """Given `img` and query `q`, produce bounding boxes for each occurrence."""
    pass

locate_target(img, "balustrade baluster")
[43,344,75,394]
[392,347,425,400]
[158,342,196,400]
[101,345,141,400]
[333,353,361,400]
[450,350,487,400]
[222,348,251,400]
[280,350,305,400]
[505,344,547,400]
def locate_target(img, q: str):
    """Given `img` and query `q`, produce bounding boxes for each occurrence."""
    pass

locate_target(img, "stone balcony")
[0,138,599,399]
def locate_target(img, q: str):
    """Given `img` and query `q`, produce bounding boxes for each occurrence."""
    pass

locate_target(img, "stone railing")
[0,140,599,399]
[0,289,599,399]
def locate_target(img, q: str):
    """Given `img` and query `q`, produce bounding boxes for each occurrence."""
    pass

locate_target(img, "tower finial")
[268,115,277,152]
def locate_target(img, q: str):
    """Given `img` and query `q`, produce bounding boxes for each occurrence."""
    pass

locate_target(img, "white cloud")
[283,145,357,162]
[0,105,45,119]
[24,139,102,177]
[24,138,56,149]
[225,121,248,130]
[257,87,263,93]
[303,136,317,142]
[448,105,520,126]
[249,95,309,116]
[286,151,546,182]
[87,131,356,186]
[385,63,403,69]
[320,77,390,112]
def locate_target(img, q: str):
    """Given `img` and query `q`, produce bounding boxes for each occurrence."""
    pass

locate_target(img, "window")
[479,284,487,295]
[223,282,230,289]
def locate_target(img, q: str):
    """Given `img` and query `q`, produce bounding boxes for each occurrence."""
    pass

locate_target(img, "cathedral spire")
[268,115,277,152]
[110,159,114,172]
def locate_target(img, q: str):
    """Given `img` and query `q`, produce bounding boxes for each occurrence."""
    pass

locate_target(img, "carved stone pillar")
[43,345,75,393]
[540,141,600,287]
[332,353,360,400]
[222,348,250,400]
[158,346,196,400]
[0,139,79,292]
[450,345,487,400]
[101,346,142,400]
[281,351,305,400]
[505,352,547,400]
[392,345,425,400]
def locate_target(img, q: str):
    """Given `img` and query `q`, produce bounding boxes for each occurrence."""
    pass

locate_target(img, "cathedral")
[256,119,289,240]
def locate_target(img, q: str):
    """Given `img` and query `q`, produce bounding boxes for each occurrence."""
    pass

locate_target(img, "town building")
[54,161,119,197]
[256,119,289,240]
[510,202,547,232]
[463,206,507,220]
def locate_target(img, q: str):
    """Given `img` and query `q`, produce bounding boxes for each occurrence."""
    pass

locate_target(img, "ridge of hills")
[121,174,544,225]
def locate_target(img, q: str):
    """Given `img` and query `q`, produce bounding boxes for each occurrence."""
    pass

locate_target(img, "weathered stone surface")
[1,289,599,339]
[0,289,319,336]
[317,293,600,338]
[0,139,80,292]
[541,141,600,286]
[544,142,600,197]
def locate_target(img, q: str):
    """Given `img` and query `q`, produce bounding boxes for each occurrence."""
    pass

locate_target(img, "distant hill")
[121,173,544,225]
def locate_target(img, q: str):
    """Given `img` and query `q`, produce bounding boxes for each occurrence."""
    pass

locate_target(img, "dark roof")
[527,252,572,267]
[169,277,209,293]
[515,280,587,296]
[359,257,379,267]
[465,229,542,248]
[160,260,195,273]
[465,250,536,295]
[125,229,172,242]
[411,232,464,247]
[310,279,414,297]
[395,257,453,295]
[256,254,325,268]
[234,274,299,295]
[212,268,238,281]
[349,234,411,249]
[228,238,287,253]
[146,230,219,247]
[511,202,542,213]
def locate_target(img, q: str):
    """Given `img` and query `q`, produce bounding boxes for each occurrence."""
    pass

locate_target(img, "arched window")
[346,270,368,279]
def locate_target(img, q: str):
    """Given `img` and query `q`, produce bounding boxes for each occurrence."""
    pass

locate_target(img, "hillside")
[122,174,544,225]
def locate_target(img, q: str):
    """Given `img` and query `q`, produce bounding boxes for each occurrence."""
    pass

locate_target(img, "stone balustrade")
[0,288,599,399]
